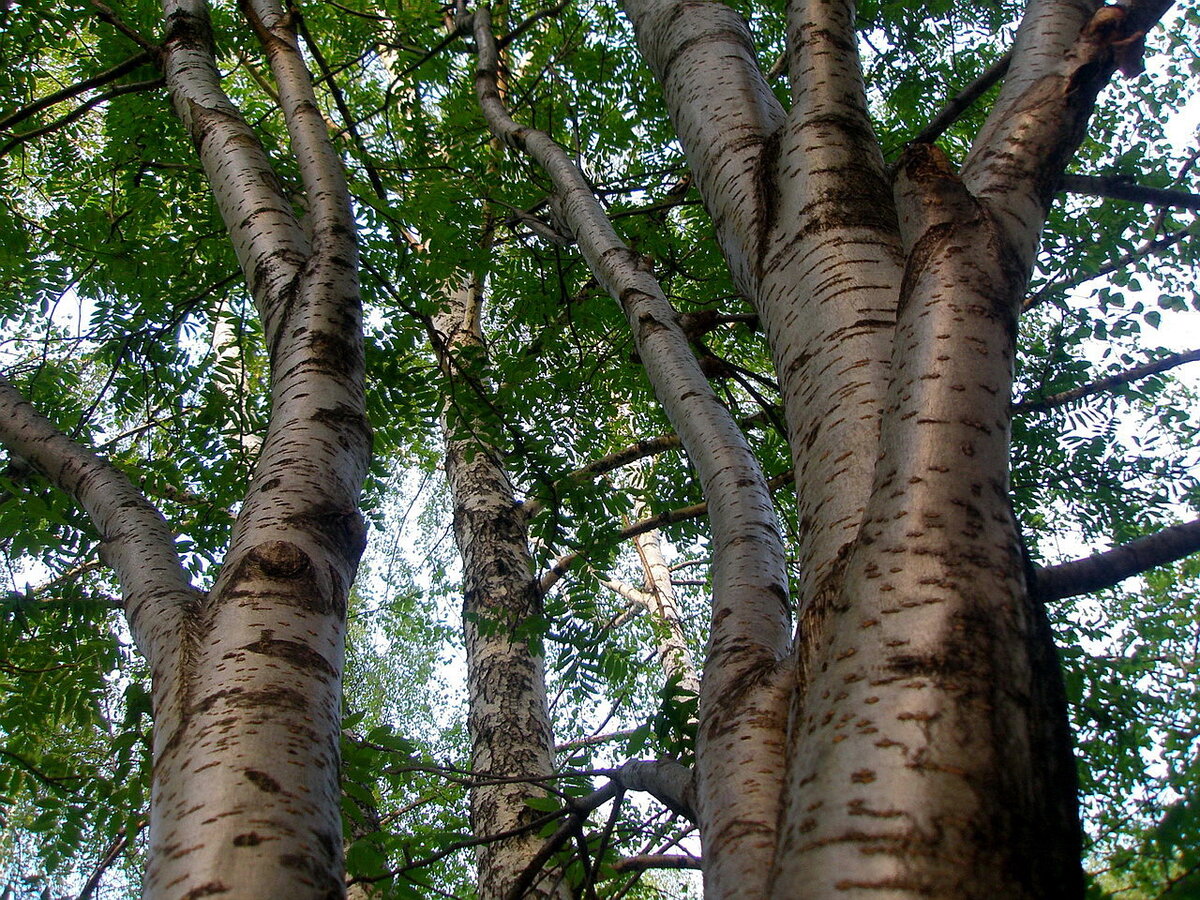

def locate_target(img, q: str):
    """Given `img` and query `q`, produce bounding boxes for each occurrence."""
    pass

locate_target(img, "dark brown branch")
[538,471,793,592]
[1036,517,1200,602]
[504,757,696,900]
[521,408,778,517]
[497,0,571,49]
[1023,225,1195,312]
[318,0,387,20]
[1015,349,1200,413]
[521,435,682,517]
[910,50,1012,146]
[75,821,144,900]
[0,748,86,792]
[504,783,622,900]
[612,853,702,873]
[0,51,153,133]
[1059,173,1200,211]
[87,0,160,53]
[0,77,164,157]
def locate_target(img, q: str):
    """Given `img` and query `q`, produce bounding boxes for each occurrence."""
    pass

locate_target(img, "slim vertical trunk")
[433,282,563,900]
[631,520,700,697]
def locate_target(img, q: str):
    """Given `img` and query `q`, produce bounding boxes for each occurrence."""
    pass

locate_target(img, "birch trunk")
[0,0,370,895]
[614,0,1172,894]
[433,282,563,900]
[630,519,701,697]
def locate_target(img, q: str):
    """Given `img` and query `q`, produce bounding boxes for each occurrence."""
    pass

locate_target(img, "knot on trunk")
[246,540,312,579]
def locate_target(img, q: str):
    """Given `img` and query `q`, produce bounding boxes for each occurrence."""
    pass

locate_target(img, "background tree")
[1,0,1199,897]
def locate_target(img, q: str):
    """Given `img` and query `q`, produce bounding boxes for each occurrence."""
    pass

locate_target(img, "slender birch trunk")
[602,495,701,697]
[469,10,795,893]
[0,0,369,894]
[433,282,564,900]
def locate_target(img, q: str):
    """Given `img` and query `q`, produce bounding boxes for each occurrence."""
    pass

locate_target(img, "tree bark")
[433,282,563,900]
[615,0,1173,895]
[0,0,371,894]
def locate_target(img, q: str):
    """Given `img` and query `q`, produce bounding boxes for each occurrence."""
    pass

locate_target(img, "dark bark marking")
[285,504,367,576]
[246,540,312,579]
[192,685,310,716]
[278,850,344,900]
[243,768,282,793]
[304,330,365,376]
[164,7,215,52]
[181,884,230,900]
[754,127,781,275]
[311,402,373,447]
[243,636,338,678]
[658,22,754,86]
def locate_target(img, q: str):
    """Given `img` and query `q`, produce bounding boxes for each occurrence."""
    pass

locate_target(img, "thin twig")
[0,50,153,133]
[0,77,164,157]
[1014,349,1200,413]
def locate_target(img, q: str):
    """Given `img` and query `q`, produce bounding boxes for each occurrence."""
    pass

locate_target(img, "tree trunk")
[0,0,371,895]
[434,282,564,900]
[606,0,1172,894]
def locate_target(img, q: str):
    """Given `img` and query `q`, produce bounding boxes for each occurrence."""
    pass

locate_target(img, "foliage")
[0,0,1198,895]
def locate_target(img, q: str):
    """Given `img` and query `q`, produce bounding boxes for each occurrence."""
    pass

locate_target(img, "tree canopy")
[1,0,1199,896]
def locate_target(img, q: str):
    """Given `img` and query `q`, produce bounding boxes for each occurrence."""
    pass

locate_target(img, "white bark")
[0,0,373,895]
[613,509,700,697]
[766,0,904,609]
[0,378,197,701]
[617,0,1174,895]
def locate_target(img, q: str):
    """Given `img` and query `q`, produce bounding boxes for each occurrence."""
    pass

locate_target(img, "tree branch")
[962,0,1174,270]
[910,50,1012,146]
[538,471,793,593]
[1024,223,1196,312]
[520,408,777,518]
[555,729,641,753]
[503,758,696,900]
[612,758,695,821]
[162,0,310,317]
[0,77,165,158]
[75,821,144,900]
[1015,349,1200,414]
[621,0,785,299]
[498,0,571,49]
[1036,518,1200,602]
[473,7,791,692]
[0,377,196,666]
[0,50,153,133]
[612,853,702,873]
[88,0,160,53]
[1059,173,1200,211]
